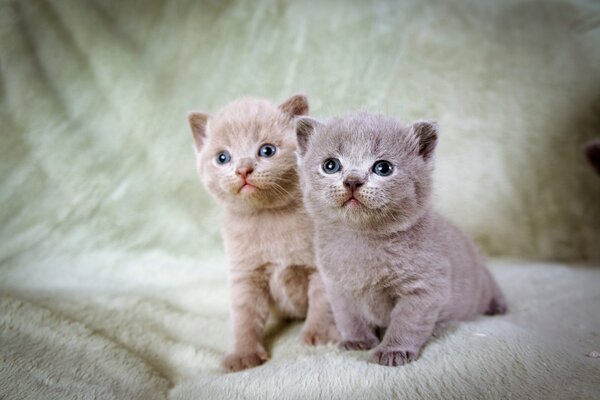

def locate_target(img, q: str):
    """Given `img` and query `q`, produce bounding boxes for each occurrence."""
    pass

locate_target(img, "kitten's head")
[188,94,309,212]
[296,112,438,231]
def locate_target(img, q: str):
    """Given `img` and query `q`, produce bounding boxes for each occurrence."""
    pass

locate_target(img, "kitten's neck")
[378,208,434,238]
[387,207,432,235]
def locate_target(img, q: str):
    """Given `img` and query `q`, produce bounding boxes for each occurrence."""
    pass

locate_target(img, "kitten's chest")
[224,209,314,266]
[317,230,413,325]
[318,231,400,289]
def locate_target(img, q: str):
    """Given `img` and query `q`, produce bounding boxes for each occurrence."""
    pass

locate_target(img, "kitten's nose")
[235,165,254,178]
[344,177,364,192]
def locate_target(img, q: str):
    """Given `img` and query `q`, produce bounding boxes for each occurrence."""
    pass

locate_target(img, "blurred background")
[1,0,599,270]
[1,1,600,399]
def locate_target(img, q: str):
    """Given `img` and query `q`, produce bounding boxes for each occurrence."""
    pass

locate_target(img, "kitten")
[295,112,507,367]
[188,95,338,372]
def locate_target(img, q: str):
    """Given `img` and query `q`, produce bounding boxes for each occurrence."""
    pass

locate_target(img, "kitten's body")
[319,210,498,325]
[296,112,506,366]
[225,201,316,320]
[188,96,337,372]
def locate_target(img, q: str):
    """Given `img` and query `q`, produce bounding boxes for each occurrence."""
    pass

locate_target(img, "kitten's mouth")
[239,183,257,194]
[343,196,364,209]
[237,179,259,195]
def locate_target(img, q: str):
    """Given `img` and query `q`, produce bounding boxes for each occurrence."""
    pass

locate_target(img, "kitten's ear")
[410,120,439,160]
[279,94,309,117]
[188,112,210,151]
[295,116,322,156]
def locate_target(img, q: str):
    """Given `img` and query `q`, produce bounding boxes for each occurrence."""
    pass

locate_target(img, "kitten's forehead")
[319,113,409,159]
[206,98,292,148]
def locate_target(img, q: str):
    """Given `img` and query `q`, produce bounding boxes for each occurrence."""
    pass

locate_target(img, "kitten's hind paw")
[221,349,269,372]
[372,346,419,366]
[339,337,379,351]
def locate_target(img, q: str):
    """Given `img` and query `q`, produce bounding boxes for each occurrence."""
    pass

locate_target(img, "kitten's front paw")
[221,349,269,372]
[301,324,340,345]
[339,337,380,351]
[372,346,420,366]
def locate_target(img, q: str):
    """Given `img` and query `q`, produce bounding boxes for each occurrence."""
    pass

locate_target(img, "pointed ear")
[295,116,322,156]
[279,94,309,117]
[188,112,209,151]
[410,120,439,160]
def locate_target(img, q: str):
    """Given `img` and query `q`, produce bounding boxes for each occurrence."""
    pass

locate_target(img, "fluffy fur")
[296,112,507,366]
[2,0,600,397]
[188,95,338,372]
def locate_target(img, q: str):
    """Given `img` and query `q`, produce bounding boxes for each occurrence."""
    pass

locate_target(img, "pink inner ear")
[419,131,437,158]
[412,121,438,159]
[189,112,209,149]
[295,117,322,156]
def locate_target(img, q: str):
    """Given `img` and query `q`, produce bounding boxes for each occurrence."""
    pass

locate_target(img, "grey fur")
[296,112,507,366]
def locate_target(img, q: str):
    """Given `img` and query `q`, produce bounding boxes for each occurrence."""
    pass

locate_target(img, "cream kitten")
[295,112,507,366]
[188,95,338,372]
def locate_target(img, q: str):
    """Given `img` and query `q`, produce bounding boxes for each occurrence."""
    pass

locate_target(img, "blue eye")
[258,144,276,158]
[322,158,341,174]
[372,160,393,176]
[216,151,231,165]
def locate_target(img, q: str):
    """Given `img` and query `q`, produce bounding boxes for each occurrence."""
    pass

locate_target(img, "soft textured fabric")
[1,260,600,399]
[1,0,599,399]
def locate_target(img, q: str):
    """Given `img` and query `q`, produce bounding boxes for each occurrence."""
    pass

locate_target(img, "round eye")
[258,144,277,158]
[372,160,393,176]
[322,158,342,174]
[216,151,231,165]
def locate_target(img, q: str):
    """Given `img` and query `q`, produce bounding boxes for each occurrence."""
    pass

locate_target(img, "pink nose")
[236,166,254,178]
[344,177,364,192]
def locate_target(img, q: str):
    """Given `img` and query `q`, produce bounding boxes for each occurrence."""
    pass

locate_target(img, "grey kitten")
[295,112,507,366]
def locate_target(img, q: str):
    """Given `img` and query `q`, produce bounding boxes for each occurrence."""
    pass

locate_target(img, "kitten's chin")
[314,200,409,232]
[327,200,372,224]
[336,205,428,233]
[340,207,372,223]
[223,185,299,213]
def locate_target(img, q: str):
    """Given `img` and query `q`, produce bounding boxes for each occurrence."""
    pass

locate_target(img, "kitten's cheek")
[220,182,237,195]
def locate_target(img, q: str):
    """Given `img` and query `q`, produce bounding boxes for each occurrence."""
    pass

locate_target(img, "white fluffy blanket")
[1,0,600,398]
[1,258,600,399]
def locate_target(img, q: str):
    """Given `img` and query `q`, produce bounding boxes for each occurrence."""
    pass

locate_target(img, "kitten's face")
[189,96,308,212]
[297,113,437,231]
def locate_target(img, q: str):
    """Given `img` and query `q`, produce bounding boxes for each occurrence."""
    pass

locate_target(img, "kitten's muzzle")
[234,159,258,193]
[342,176,367,208]
[344,177,365,192]
[235,164,254,179]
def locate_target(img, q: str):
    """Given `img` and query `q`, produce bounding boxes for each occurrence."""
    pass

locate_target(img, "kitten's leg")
[372,295,441,366]
[221,269,271,372]
[326,286,379,351]
[301,271,340,345]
